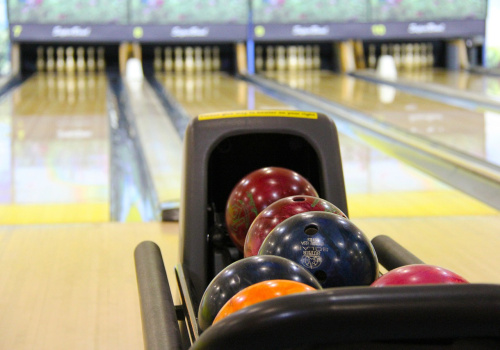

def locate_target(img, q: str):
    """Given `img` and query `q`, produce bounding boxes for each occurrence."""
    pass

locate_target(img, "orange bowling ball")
[213,279,316,325]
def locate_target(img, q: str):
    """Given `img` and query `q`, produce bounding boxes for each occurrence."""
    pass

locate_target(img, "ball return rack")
[134,111,500,349]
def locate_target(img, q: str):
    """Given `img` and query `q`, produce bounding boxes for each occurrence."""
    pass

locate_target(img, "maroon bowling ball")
[225,167,318,251]
[244,195,346,257]
[371,264,468,287]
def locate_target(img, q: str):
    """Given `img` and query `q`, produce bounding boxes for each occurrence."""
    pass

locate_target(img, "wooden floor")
[356,215,500,283]
[1,217,499,350]
[0,222,179,350]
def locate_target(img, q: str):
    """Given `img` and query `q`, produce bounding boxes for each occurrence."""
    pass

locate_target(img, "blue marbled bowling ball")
[259,212,378,288]
[197,255,322,331]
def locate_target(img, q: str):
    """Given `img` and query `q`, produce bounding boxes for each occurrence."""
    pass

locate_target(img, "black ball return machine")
[135,110,500,349]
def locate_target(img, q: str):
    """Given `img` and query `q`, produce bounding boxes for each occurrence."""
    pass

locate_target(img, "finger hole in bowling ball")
[304,224,318,235]
[314,270,327,284]
[293,197,306,202]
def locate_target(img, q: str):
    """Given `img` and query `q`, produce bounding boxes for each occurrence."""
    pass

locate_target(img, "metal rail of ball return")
[135,238,500,350]
[134,113,500,350]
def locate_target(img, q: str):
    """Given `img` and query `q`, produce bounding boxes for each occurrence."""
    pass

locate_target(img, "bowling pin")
[427,43,434,68]
[305,45,313,70]
[164,47,173,72]
[368,44,376,69]
[56,47,65,73]
[174,47,184,73]
[420,43,428,68]
[393,44,401,69]
[212,46,221,71]
[413,43,421,69]
[312,45,321,70]
[265,46,275,71]
[403,44,414,70]
[297,45,305,70]
[87,47,96,72]
[194,46,203,73]
[97,47,105,72]
[203,46,212,71]
[154,47,163,72]
[276,46,286,71]
[287,46,298,71]
[381,44,388,56]
[184,47,195,73]
[46,46,55,72]
[255,46,264,72]
[76,47,86,73]
[65,46,76,74]
[36,46,45,72]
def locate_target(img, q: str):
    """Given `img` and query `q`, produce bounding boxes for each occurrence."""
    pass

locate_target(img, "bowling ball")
[371,264,469,287]
[259,212,379,288]
[213,279,316,325]
[244,195,346,258]
[225,167,318,251]
[197,255,322,331]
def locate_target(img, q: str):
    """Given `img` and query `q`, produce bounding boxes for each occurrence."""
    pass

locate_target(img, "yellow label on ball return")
[198,110,318,121]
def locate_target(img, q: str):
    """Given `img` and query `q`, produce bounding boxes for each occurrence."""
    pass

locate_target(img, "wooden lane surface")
[0,73,110,225]
[124,79,182,206]
[156,72,498,219]
[397,68,500,101]
[1,217,499,350]
[264,70,500,168]
[356,215,500,284]
[0,222,179,350]
[157,72,287,116]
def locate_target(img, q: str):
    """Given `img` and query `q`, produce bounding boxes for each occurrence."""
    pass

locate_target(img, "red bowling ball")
[225,167,318,251]
[371,264,468,287]
[244,195,346,257]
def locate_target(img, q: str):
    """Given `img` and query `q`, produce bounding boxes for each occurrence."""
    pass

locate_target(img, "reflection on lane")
[265,70,500,168]
[0,73,109,224]
[397,68,500,102]
[159,72,288,115]
[156,72,497,218]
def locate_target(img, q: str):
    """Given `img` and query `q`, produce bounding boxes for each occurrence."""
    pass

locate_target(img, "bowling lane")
[396,68,500,103]
[155,72,497,218]
[123,78,182,206]
[265,70,500,168]
[0,73,110,225]
[158,72,287,115]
